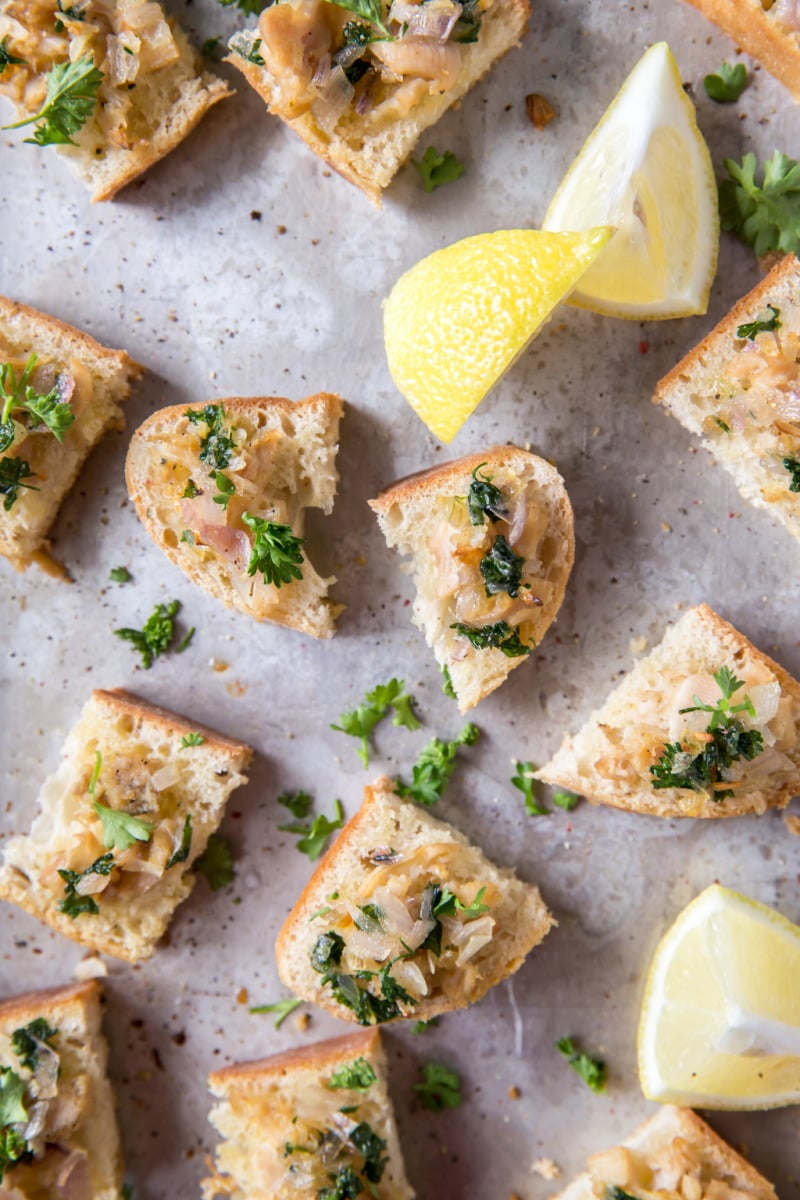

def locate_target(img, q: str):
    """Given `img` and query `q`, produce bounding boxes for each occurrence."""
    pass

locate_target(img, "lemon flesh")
[638,884,800,1109]
[383,227,612,443]
[543,42,718,320]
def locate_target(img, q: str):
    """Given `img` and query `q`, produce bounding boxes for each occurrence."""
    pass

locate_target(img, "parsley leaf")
[413,1062,461,1110]
[480,534,525,598]
[395,723,479,806]
[450,620,533,658]
[0,36,25,73]
[0,456,36,511]
[412,146,465,193]
[467,462,508,525]
[165,815,192,869]
[181,731,205,747]
[3,56,102,145]
[11,1019,57,1072]
[552,788,580,811]
[185,403,235,471]
[311,930,345,973]
[0,1067,27,1127]
[412,1016,440,1034]
[278,790,313,819]
[737,304,781,340]
[703,61,747,103]
[109,566,131,584]
[1,355,75,445]
[555,1036,606,1093]
[200,36,222,59]
[93,802,153,851]
[511,761,548,815]
[212,471,235,509]
[193,833,233,890]
[451,0,481,41]
[329,1057,377,1091]
[182,478,198,498]
[605,1190,640,1200]
[279,798,345,860]
[114,599,184,669]
[249,996,303,1028]
[228,31,265,65]
[242,513,304,588]
[331,678,419,766]
[441,664,457,699]
[328,0,390,35]
[58,853,114,918]
[784,456,800,493]
[349,1120,387,1182]
[433,884,488,920]
[719,150,800,256]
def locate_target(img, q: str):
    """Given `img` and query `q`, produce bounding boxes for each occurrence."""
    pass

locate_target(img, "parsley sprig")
[242,512,304,588]
[279,795,345,860]
[703,61,747,103]
[331,678,420,766]
[450,620,533,658]
[412,146,465,193]
[328,0,391,37]
[737,304,781,340]
[511,761,548,815]
[185,403,235,471]
[395,723,479,806]
[555,1036,606,1093]
[3,56,102,145]
[413,1062,462,1110]
[719,151,800,256]
[1,354,75,448]
[0,457,36,511]
[114,599,192,668]
[0,1067,28,1181]
[58,853,114,918]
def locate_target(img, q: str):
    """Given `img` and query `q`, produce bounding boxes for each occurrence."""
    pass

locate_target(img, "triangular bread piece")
[369,446,574,711]
[554,1104,777,1200]
[654,254,800,543]
[0,688,252,961]
[126,394,343,638]
[0,980,123,1200]
[276,777,553,1024]
[537,603,800,818]
[0,296,140,571]
[203,1029,414,1200]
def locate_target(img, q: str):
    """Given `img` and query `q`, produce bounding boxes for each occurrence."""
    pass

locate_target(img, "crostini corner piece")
[370,446,574,711]
[536,603,800,818]
[126,392,344,638]
[202,1028,414,1200]
[275,776,553,1024]
[0,688,252,961]
[681,0,800,102]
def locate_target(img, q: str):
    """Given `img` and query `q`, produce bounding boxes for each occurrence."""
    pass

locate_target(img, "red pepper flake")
[639,340,649,354]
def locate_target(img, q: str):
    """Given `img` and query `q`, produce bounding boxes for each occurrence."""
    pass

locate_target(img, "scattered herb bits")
[249,996,304,1029]
[411,146,465,193]
[719,150,800,256]
[279,797,345,860]
[395,724,479,807]
[511,760,548,815]
[194,834,234,890]
[555,1036,606,1093]
[331,678,420,766]
[109,566,131,584]
[413,1062,462,1110]
[552,788,580,811]
[114,599,189,669]
[703,61,747,103]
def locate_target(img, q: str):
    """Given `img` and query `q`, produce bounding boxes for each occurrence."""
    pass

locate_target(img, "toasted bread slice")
[681,0,800,101]
[0,980,123,1200]
[654,255,800,542]
[202,1028,414,1200]
[0,296,140,571]
[126,394,343,638]
[536,604,800,818]
[369,446,574,711]
[276,777,553,1024]
[225,0,529,205]
[554,1104,777,1200]
[0,688,252,961]
[0,1,230,202]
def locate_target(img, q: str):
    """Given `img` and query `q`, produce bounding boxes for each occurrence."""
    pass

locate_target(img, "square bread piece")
[0,0,230,202]
[0,688,252,962]
[536,604,800,819]
[0,979,123,1200]
[681,0,800,101]
[0,296,140,571]
[225,0,529,205]
[369,447,575,712]
[126,394,343,639]
[553,1104,777,1200]
[654,255,800,542]
[202,1028,414,1200]
[276,777,553,1024]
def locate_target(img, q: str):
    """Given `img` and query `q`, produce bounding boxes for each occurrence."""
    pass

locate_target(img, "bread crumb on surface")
[236,987,249,1005]
[784,814,800,836]
[294,1010,311,1033]
[508,1085,521,1099]
[72,954,108,981]
[525,93,556,129]
[629,635,648,654]
[531,1157,560,1180]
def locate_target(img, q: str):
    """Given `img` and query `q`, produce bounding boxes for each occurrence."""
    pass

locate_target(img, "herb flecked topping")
[450,620,533,658]
[466,462,508,526]
[784,456,800,493]
[395,723,479,806]
[242,512,304,588]
[3,56,103,146]
[555,1036,606,1093]
[479,534,525,598]
[736,304,781,340]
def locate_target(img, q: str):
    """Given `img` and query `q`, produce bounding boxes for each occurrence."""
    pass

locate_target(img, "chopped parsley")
[466,462,508,526]
[10,1019,57,1072]
[451,0,481,42]
[58,853,114,918]
[311,931,345,973]
[228,31,265,65]
[412,1016,440,1034]
[0,1067,28,1181]
[181,731,205,747]
[0,36,25,74]
[242,513,304,588]
[279,798,345,860]
[328,0,390,37]
[419,880,488,956]
[277,790,313,819]
[411,146,465,193]
[703,61,747,103]
[511,760,548,815]
[165,815,192,869]
[441,664,457,699]
[318,1166,362,1200]
[311,939,415,1025]
[1,353,75,450]
[395,723,479,806]
[719,150,800,256]
[217,0,264,14]
[480,534,525,598]
[200,36,222,59]
[0,456,36,511]
[109,566,131,583]
[329,1057,377,1091]
[737,304,781,340]
[331,677,420,766]
[2,56,102,146]
[552,788,580,811]
[93,802,154,851]
[193,833,234,890]
[249,996,303,1028]
[413,1062,462,1110]
[212,470,235,509]
[784,457,800,493]
[650,666,764,801]
[605,1190,640,1200]
[450,620,533,657]
[185,403,235,471]
[114,599,185,668]
[555,1036,606,1093]
[182,478,198,498]
[713,417,731,433]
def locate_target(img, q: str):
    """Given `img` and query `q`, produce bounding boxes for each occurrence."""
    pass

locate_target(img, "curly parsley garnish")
[331,677,420,766]
[784,457,800,493]
[0,457,36,511]
[3,56,102,146]
[328,0,390,37]
[703,61,747,103]
[181,731,205,747]
[94,803,153,851]
[467,462,508,526]
[411,146,465,193]
[413,1062,462,1110]
[737,304,781,340]
[719,151,800,256]
[242,512,304,588]
[650,666,764,801]
[279,797,344,860]
[395,723,479,807]
[1,353,75,451]
[329,1057,377,1091]
[480,534,525,598]
[114,599,190,669]
[185,403,235,471]
[11,1019,57,1072]
[0,36,25,74]
[450,620,533,658]
[58,853,114,918]
[555,1036,606,1093]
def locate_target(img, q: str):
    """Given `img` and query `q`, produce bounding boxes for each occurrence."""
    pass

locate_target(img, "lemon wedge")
[543,42,718,320]
[638,883,800,1109]
[383,227,612,443]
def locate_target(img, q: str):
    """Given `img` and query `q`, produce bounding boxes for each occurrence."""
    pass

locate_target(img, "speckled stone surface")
[1,1,799,1197]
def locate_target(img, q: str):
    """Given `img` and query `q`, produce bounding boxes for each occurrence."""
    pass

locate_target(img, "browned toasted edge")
[0,978,103,1024]
[0,294,144,380]
[666,1108,778,1198]
[653,255,800,407]
[369,445,567,512]
[92,688,254,765]
[208,1028,381,1092]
